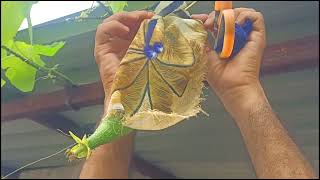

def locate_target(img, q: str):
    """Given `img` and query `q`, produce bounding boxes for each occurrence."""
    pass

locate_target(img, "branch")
[1,45,77,87]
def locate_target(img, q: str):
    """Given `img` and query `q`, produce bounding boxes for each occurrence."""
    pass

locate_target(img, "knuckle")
[105,70,115,78]
[103,13,119,22]
[94,50,100,60]
[103,16,112,23]
[112,12,121,17]
[255,12,263,17]
[94,51,101,61]
[103,66,117,78]
[97,23,104,30]
[94,48,104,60]
[106,20,116,25]
[99,20,118,29]
[237,7,255,11]
[94,51,98,59]
[100,63,111,74]
[113,12,128,19]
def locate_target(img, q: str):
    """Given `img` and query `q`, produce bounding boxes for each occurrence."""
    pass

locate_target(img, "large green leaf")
[1,2,68,93]
[106,1,128,13]
[1,1,37,46]
[1,56,37,92]
[1,1,37,61]
[32,41,65,56]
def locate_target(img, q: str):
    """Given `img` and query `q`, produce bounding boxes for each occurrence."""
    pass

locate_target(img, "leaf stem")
[27,13,33,45]
[1,45,77,87]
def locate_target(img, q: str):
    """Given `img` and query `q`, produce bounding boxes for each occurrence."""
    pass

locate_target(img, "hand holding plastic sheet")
[66,1,252,160]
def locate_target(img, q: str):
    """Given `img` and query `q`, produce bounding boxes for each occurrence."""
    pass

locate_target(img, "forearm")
[80,90,135,179]
[79,133,134,179]
[216,83,316,178]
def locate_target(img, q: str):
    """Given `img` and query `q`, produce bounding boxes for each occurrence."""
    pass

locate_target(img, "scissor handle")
[214,1,235,59]
[218,9,235,58]
[214,1,232,11]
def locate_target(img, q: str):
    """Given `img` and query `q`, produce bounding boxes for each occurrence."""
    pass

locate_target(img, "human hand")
[94,11,154,94]
[194,10,317,179]
[192,8,266,107]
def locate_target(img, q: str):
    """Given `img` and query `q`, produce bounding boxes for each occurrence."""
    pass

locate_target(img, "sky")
[19,1,99,30]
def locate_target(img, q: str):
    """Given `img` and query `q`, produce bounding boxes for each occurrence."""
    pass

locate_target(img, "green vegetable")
[66,109,133,160]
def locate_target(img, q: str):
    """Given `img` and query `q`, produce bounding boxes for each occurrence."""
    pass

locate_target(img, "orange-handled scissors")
[213,1,235,59]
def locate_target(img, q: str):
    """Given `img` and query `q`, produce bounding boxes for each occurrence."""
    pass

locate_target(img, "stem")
[184,1,198,11]
[1,45,77,87]
[90,1,95,9]
[27,13,33,45]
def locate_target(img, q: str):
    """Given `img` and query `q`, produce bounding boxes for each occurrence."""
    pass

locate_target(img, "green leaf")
[1,1,37,46]
[1,49,6,60]
[1,79,6,87]
[1,38,14,61]
[32,41,65,56]
[106,1,128,13]
[2,56,37,92]
[12,41,45,67]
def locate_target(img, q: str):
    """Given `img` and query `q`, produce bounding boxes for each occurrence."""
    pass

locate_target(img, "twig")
[89,1,95,9]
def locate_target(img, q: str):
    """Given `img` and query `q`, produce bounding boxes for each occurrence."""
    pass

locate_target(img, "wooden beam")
[2,82,104,121]
[28,113,88,136]
[1,35,319,121]
[261,35,319,76]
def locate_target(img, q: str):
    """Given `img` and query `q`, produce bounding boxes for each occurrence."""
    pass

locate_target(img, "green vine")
[1,45,76,87]
[1,1,74,92]
[27,13,33,45]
